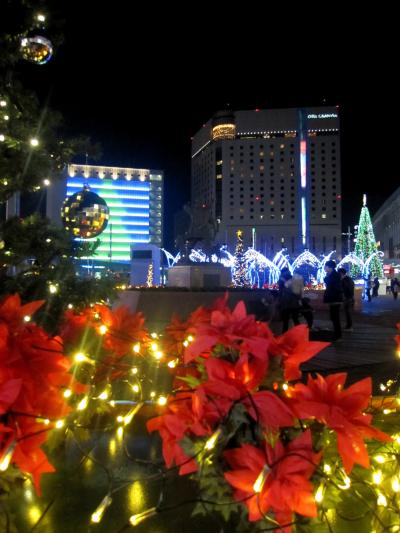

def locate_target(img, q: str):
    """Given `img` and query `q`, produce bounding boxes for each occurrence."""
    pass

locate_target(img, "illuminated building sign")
[66,164,163,262]
[211,124,236,141]
[307,113,338,119]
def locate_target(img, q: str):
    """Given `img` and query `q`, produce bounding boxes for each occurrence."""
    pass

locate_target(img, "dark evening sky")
[18,2,399,248]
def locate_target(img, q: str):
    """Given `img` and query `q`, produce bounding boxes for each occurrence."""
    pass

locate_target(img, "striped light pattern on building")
[66,164,163,262]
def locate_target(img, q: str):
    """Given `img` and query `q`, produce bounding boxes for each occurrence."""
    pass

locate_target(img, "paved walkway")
[301,295,400,392]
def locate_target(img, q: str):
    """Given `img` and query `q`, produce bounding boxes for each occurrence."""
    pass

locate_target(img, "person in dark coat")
[278,268,300,333]
[338,267,355,331]
[323,260,343,341]
[364,275,372,302]
[391,278,400,300]
[373,277,380,298]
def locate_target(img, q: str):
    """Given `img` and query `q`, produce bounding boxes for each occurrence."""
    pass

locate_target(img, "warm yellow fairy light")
[282,383,289,391]
[187,335,194,342]
[74,352,90,363]
[55,419,64,429]
[150,391,156,398]
[0,134,5,142]
[167,360,177,369]
[380,383,386,391]
[90,494,112,524]
[154,350,163,360]
[43,419,50,425]
[132,384,139,393]
[338,473,351,490]
[98,390,108,400]
[183,340,189,347]
[157,396,167,406]
[67,303,73,309]
[63,389,72,398]
[133,343,140,353]
[123,403,143,426]
[253,464,270,493]
[377,493,387,507]
[77,397,88,411]
[117,426,124,439]
[23,315,31,322]
[30,138,39,147]
[37,13,46,22]
[323,463,332,474]
[383,409,393,415]
[129,507,157,526]
[150,332,158,339]
[131,367,138,374]
[99,325,108,335]
[373,470,382,485]
[0,441,16,471]
[49,284,57,294]
[117,416,124,423]
[315,484,324,503]
[0,100,6,107]
[374,455,385,464]
[43,179,51,186]
[150,342,158,351]
[204,428,222,451]
[392,477,400,492]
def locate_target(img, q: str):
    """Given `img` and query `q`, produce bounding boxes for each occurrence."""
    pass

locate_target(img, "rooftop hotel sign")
[307,113,338,119]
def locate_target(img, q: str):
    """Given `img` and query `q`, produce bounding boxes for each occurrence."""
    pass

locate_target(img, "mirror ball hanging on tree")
[61,187,109,239]
[20,35,53,64]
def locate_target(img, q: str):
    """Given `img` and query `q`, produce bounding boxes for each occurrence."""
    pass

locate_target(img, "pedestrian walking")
[372,277,380,298]
[324,260,343,341]
[391,278,400,300]
[278,268,300,333]
[338,267,355,331]
[365,275,372,302]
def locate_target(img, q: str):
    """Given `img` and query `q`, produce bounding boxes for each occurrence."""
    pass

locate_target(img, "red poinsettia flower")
[147,392,211,475]
[0,378,22,414]
[59,307,95,346]
[94,304,149,356]
[11,419,55,494]
[163,314,194,360]
[286,373,391,472]
[224,430,321,529]
[200,357,293,430]
[269,325,329,381]
[184,300,272,364]
[0,294,44,331]
[0,294,85,492]
[163,294,231,361]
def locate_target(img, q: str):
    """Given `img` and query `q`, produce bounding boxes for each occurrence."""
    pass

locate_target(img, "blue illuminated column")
[299,110,308,249]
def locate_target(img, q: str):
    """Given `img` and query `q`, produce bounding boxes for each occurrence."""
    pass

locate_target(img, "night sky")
[18,2,399,249]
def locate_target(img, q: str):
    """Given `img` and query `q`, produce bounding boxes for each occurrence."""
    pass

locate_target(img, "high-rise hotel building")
[191,107,341,255]
[47,164,163,263]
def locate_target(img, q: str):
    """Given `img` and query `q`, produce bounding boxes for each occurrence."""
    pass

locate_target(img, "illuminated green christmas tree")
[233,229,248,287]
[351,195,383,278]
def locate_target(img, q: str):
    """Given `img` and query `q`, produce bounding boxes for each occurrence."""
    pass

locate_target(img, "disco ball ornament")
[61,188,109,239]
[20,35,53,65]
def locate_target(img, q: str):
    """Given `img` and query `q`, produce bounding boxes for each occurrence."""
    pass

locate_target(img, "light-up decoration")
[301,197,306,246]
[300,140,307,189]
[211,123,236,141]
[66,164,163,262]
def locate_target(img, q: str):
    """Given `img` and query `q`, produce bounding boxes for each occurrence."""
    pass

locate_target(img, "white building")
[191,107,341,255]
[373,186,400,260]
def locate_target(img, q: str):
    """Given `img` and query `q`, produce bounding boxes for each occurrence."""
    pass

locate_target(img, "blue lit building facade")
[47,164,163,263]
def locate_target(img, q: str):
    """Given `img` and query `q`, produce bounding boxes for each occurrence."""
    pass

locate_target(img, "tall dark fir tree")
[0,0,114,332]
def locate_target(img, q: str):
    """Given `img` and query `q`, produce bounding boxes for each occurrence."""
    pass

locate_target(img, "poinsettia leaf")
[177,375,203,388]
